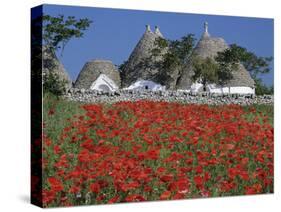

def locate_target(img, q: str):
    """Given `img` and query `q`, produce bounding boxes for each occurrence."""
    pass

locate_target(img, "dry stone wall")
[64,88,273,105]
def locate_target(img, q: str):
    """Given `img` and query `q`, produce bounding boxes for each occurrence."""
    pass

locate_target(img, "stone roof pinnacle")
[202,21,210,38]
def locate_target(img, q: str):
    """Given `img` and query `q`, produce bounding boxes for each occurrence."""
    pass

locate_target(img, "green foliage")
[191,57,220,91]
[152,34,196,69]
[215,48,240,86]
[43,71,68,96]
[227,44,273,79]
[192,47,242,90]
[217,44,273,95]
[254,78,274,95]
[169,35,196,64]
[43,92,84,142]
[40,14,92,96]
[151,35,196,87]
[43,15,93,55]
[118,60,128,86]
[243,104,273,126]
[118,60,128,75]
[118,60,127,72]
[151,37,169,58]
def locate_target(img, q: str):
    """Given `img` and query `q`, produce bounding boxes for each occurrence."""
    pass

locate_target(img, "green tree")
[152,34,196,68]
[191,57,220,91]
[43,71,68,96]
[226,44,272,79]
[39,15,92,95]
[151,34,196,87]
[255,78,274,95]
[191,46,240,91]
[43,15,93,55]
[215,47,240,86]
[118,60,128,86]
[216,44,273,95]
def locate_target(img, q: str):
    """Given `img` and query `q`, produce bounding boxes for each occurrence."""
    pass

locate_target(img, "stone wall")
[64,88,273,105]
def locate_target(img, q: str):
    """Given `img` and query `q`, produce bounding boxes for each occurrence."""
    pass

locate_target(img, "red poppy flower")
[160,190,171,200]
[90,182,101,193]
[194,175,204,189]
[42,101,273,206]
[120,181,140,192]
[108,195,120,204]
[48,177,63,192]
[69,185,80,194]
[125,194,145,202]
[160,174,174,183]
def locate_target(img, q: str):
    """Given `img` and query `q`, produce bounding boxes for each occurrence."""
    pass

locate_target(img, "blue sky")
[41,4,274,86]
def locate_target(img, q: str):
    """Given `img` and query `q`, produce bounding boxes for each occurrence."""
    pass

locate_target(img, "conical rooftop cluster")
[73,22,255,94]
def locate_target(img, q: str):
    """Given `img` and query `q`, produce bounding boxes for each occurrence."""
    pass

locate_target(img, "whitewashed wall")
[90,74,119,91]
[229,86,255,94]
[124,80,166,91]
[190,83,255,94]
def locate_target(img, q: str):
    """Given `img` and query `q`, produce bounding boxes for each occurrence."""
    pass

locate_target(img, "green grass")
[43,93,85,183]
[243,104,273,126]
[43,93,84,142]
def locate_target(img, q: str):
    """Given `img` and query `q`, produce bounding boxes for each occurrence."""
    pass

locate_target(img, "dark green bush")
[43,71,67,96]
[254,78,274,95]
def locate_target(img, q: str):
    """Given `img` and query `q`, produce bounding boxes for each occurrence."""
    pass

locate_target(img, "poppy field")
[41,95,273,207]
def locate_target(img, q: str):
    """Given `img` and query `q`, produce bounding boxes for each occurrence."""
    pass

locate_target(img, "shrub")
[43,71,67,96]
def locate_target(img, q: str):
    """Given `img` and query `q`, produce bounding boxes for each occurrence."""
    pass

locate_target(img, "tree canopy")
[219,44,272,79]
[191,53,239,91]
[31,14,93,96]
[150,34,196,87]
[216,44,273,95]
[151,34,196,69]
[43,15,93,55]
[191,57,219,91]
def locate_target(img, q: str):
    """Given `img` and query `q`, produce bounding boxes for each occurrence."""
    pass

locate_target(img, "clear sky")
[41,4,274,86]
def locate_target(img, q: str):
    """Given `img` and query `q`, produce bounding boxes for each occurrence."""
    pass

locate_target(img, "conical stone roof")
[121,25,167,88]
[176,22,255,89]
[42,46,72,89]
[74,59,121,89]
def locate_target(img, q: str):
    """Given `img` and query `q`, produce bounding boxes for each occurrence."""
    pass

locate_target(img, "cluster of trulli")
[69,22,256,94]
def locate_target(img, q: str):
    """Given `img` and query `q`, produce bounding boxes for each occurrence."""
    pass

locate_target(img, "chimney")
[204,22,208,33]
[202,21,210,37]
[154,26,163,37]
[145,24,151,32]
